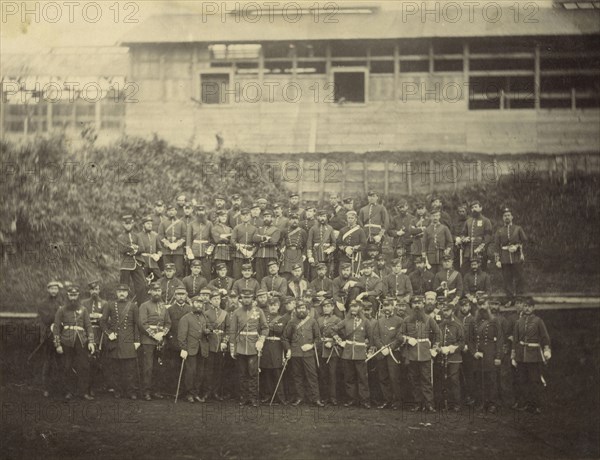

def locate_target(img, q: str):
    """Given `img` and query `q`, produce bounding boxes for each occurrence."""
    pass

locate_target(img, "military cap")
[437,296,447,304]
[349,300,361,308]
[361,300,373,309]
[457,204,467,211]
[116,284,129,291]
[430,195,442,203]
[215,194,226,201]
[47,280,62,289]
[191,296,203,303]
[155,200,164,206]
[250,202,260,210]
[267,260,279,267]
[216,209,227,217]
[256,289,268,297]
[216,262,227,271]
[273,203,282,209]
[415,202,426,209]
[346,210,357,218]
[391,258,403,266]
[209,289,221,298]
[262,209,273,217]
[305,206,316,212]
[459,296,471,306]
[316,209,327,216]
[268,296,281,305]
[289,192,299,198]
[340,262,352,270]
[441,302,453,310]
[367,190,378,197]
[148,282,161,290]
[229,290,239,297]
[375,254,385,261]
[362,259,374,268]
[321,299,333,308]
[316,262,327,270]
[488,300,502,309]
[121,214,134,223]
[190,259,202,267]
[231,194,241,200]
[183,202,193,209]
[414,256,425,264]
[166,203,176,211]
[442,254,453,261]
[142,215,153,224]
[411,295,424,305]
[240,289,254,298]
[174,286,187,294]
[295,299,306,308]
[397,200,408,208]
[194,204,206,211]
[470,256,482,264]
[524,296,536,306]
[240,208,250,215]
[241,263,253,270]
[66,285,80,294]
[342,197,353,204]
[502,207,512,214]
[291,263,302,271]
[257,198,268,204]
[470,200,481,208]
[289,212,299,219]
[382,298,394,307]
[200,288,212,295]
[87,280,100,289]
[164,263,176,270]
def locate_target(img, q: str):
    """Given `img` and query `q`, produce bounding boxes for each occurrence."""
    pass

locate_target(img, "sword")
[257,351,262,404]
[174,357,185,403]
[27,330,53,363]
[269,357,289,406]
[313,345,320,368]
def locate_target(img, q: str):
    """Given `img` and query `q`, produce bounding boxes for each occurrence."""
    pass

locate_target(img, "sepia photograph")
[1,1,599,458]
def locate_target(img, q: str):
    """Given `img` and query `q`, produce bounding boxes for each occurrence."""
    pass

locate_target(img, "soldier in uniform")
[430,196,452,230]
[337,210,367,275]
[452,204,468,270]
[38,280,63,397]
[208,262,235,300]
[53,285,95,400]
[494,207,528,301]
[372,299,407,409]
[118,214,148,305]
[260,297,288,404]
[137,215,163,283]
[178,296,210,403]
[252,209,281,282]
[158,204,187,278]
[158,263,184,304]
[332,300,372,408]
[211,209,233,275]
[400,296,441,412]
[317,299,342,405]
[435,302,465,411]
[81,280,110,396]
[261,259,288,298]
[227,194,243,229]
[209,194,227,223]
[456,297,476,406]
[309,263,334,302]
[175,194,187,218]
[233,263,260,297]
[358,190,390,249]
[410,203,430,265]
[231,208,257,280]
[229,290,269,406]
[186,205,214,281]
[287,263,309,299]
[138,282,171,400]
[183,259,209,298]
[328,197,351,236]
[307,209,337,280]
[422,210,453,276]
[201,290,228,400]
[249,202,263,228]
[374,254,392,280]
[151,200,167,233]
[280,213,307,281]
[382,258,413,302]
[512,297,551,414]
[99,284,140,399]
[463,256,492,297]
[332,262,361,314]
[355,260,384,315]
[388,200,417,272]
[433,254,464,306]
[409,256,435,296]
[165,286,192,393]
[272,203,289,232]
[285,192,306,221]
[458,201,493,273]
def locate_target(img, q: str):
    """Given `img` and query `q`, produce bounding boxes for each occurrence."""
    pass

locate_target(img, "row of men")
[38,276,549,414]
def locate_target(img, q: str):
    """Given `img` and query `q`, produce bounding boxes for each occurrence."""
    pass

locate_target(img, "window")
[332,68,367,103]
[200,72,231,104]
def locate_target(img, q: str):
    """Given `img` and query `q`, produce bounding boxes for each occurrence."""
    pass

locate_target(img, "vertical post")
[562,155,568,185]
[393,43,399,101]
[291,44,298,78]
[384,160,389,196]
[325,42,332,77]
[319,158,326,203]
[407,161,413,196]
[258,44,264,86]
[159,53,166,102]
[534,43,541,110]
[47,102,53,133]
[493,158,499,182]
[0,88,4,141]
[366,45,371,72]
[429,159,435,192]
[428,41,434,74]
[298,158,304,201]
[451,159,457,191]
[363,158,369,194]
[192,46,199,100]
[341,159,346,198]
[500,89,505,110]
[463,42,470,107]
[476,160,482,182]
[571,88,576,111]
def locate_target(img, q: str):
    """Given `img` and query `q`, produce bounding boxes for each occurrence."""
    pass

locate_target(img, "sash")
[215,309,227,330]
[287,227,302,239]
[342,225,360,242]
[165,219,181,235]
[448,270,458,286]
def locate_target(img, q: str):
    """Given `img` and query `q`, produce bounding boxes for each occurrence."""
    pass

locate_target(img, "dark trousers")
[120,267,148,305]
[474,364,498,407]
[163,254,185,279]
[183,353,208,397]
[433,361,461,407]
[461,352,475,401]
[237,354,259,402]
[262,367,285,401]
[141,344,166,394]
[283,361,298,400]
[205,351,224,396]
[196,257,212,282]
[408,360,434,405]
[342,359,369,403]
[61,339,90,395]
[501,263,526,297]
[497,356,515,406]
[377,355,402,403]
[254,257,275,283]
[89,348,114,392]
[222,353,239,399]
[319,354,339,401]
[291,356,320,402]
[41,339,60,392]
[516,362,543,408]
[112,358,138,396]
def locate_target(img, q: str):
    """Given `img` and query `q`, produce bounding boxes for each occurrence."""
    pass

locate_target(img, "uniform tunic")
[307,223,336,263]
[100,300,140,359]
[53,305,95,347]
[382,272,413,298]
[332,316,372,361]
[186,220,214,258]
[138,300,171,345]
[158,218,187,256]
[262,313,288,368]
[358,203,390,240]
[211,222,233,261]
[260,274,288,297]
[422,222,453,265]
[513,314,550,363]
[182,274,208,298]
[280,227,308,273]
[336,224,367,264]
[460,215,493,260]
[228,306,269,356]
[400,315,441,362]
[136,229,163,270]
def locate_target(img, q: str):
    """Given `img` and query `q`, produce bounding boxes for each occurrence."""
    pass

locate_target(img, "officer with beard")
[202,290,229,401]
[388,200,417,272]
[186,205,214,281]
[435,303,464,411]
[53,286,96,400]
[331,262,361,314]
[280,213,308,281]
[82,280,110,396]
[38,281,63,397]
[260,297,288,404]
[459,201,493,273]
[409,256,434,296]
[456,297,476,406]
[307,210,337,280]
[227,194,243,228]
[261,260,289,298]
[494,208,528,302]
[253,209,281,282]
[166,286,192,394]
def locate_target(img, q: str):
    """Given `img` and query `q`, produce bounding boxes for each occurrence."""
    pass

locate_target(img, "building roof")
[119,7,600,45]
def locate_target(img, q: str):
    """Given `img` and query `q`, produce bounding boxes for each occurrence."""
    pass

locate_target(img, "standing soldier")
[410,203,430,266]
[158,263,184,304]
[117,214,147,305]
[494,207,528,302]
[358,191,390,249]
[430,196,452,230]
[452,204,469,270]
[456,297,476,406]
[459,201,493,273]
[229,290,269,406]
[209,194,227,223]
[165,286,192,394]
[186,205,214,281]
[337,211,367,276]
[261,260,288,298]
[329,197,351,238]
[382,258,413,303]
[151,200,167,233]
[332,300,372,409]
[211,210,233,275]
[158,204,187,278]
[317,299,342,405]
[252,209,281,283]
[183,259,209,299]
[512,297,551,414]
[53,286,95,400]
[301,206,317,233]
[400,296,441,412]
[38,281,63,397]
[463,257,492,297]
[332,262,361,314]
[138,282,171,401]
[388,200,416,272]
[99,284,140,400]
[280,213,308,281]
[422,210,453,276]
[282,300,324,407]
[307,209,337,280]
[227,194,243,229]
[260,297,288,405]
[231,208,257,280]
[249,202,263,228]
[137,215,163,283]
[81,280,109,396]
[409,256,435,296]
[435,303,465,411]
[175,194,187,219]
[203,290,229,401]
[285,192,306,221]
[372,299,407,410]
[355,260,384,315]
[272,203,289,232]
[433,255,464,306]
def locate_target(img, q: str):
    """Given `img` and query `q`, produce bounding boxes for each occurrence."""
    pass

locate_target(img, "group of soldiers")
[37,190,549,414]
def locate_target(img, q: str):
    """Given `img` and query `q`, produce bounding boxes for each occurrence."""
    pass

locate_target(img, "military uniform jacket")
[461,216,493,259]
[309,277,333,297]
[494,224,527,265]
[250,215,264,228]
[53,305,95,348]
[382,273,413,297]
[513,314,550,363]
[285,206,306,221]
[438,319,465,363]
[433,269,464,298]
[152,213,167,233]
[177,312,209,358]
[337,224,367,260]
[81,297,108,348]
[253,225,281,259]
[307,223,336,262]
[399,316,441,362]
[136,230,162,269]
[463,270,492,295]
[227,208,242,229]
[282,316,321,358]
[208,208,227,224]
[358,203,390,239]
[158,218,187,256]
[232,277,260,297]
[474,317,503,370]
[409,269,435,295]
[229,306,269,356]
[410,215,431,256]
[167,302,193,350]
[301,218,317,234]
[458,313,476,354]
[388,213,416,249]
[183,274,208,298]
[187,220,213,258]
[318,314,342,359]
[262,313,288,368]
[331,315,372,361]
[328,206,347,231]
[203,304,228,352]
[208,276,234,293]
[100,300,140,359]
[261,275,288,297]
[422,223,453,264]
[373,315,406,361]
[117,230,143,270]
[332,276,360,306]
[39,296,62,343]
[231,222,257,259]
[159,277,185,304]
[280,227,307,273]
[288,278,309,299]
[357,274,383,297]
[138,300,171,346]
[211,222,232,260]
[374,266,393,280]
[273,216,289,232]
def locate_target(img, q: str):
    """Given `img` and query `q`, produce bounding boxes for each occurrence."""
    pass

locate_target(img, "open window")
[199,71,233,104]
[331,68,368,104]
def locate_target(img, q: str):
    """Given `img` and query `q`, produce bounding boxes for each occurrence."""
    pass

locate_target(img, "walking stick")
[313,345,320,369]
[270,357,289,406]
[481,358,485,409]
[27,330,52,363]
[443,354,449,411]
[257,352,261,404]
[175,358,185,403]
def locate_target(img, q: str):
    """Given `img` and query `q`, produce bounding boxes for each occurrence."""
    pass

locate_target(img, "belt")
[519,341,540,347]
[212,329,224,334]
[148,325,163,330]
[288,245,298,249]
[265,337,281,341]
[216,244,229,247]
[64,325,84,331]
[239,331,259,336]
[413,338,430,343]
[346,340,366,346]
[193,240,209,245]
[364,224,382,229]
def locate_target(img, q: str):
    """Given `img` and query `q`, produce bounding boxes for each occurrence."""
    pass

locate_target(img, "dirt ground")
[1,309,599,460]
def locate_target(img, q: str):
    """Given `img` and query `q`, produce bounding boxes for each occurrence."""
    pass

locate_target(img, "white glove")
[186,248,195,260]
[88,343,95,354]
[154,332,165,342]
[324,247,336,255]
[474,352,483,359]
[511,359,518,368]
[463,345,468,352]
[300,343,313,352]
[308,257,315,264]
[255,340,264,353]
[170,243,178,251]
[336,302,345,312]
[220,342,228,352]
[448,345,458,354]
[430,348,438,358]
[373,234,382,243]
[108,332,117,341]
[338,340,346,348]
[134,342,140,350]
[180,350,188,360]
[230,344,236,359]
[397,229,405,237]
[324,342,332,349]
[381,347,390,356]
[345,247,354,257]
[543,348,551,360]
[441,346,450,355]
[56,346,64,354]
[494,358,501,366]
[285,350,292,360]
[496,261,502,269]
[407,337,417,347]
[151,254,161,262]
[426,262,432,270]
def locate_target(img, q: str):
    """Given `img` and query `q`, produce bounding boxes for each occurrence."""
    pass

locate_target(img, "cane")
[481,358,485,409]
[174,358,185,404]
[313,345,320,369]
[257,352,262,404]
[270,357,289,406]
[27,330,52,363]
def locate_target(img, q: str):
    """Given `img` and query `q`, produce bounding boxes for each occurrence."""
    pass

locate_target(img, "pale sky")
[1,0,557,54]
